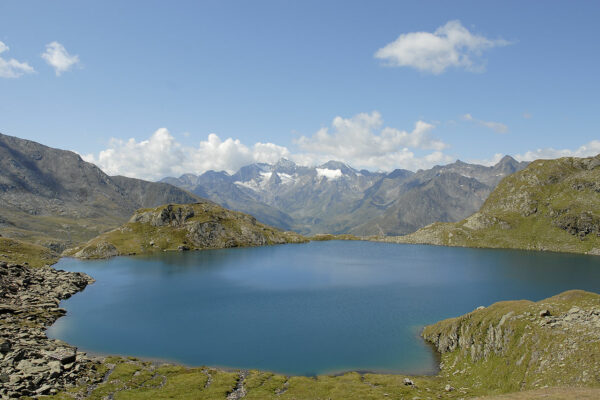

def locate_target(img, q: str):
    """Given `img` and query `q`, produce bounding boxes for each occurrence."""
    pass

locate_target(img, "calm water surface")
[48,241,600,375]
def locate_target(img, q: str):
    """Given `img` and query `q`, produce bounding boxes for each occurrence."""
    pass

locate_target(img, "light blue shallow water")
[48,241,600,376]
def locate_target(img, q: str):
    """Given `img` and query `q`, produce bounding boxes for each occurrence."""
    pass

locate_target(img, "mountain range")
[0,133,200,252]
[390,154,600,255]
[0,132,530,253]
[162,156,528,235]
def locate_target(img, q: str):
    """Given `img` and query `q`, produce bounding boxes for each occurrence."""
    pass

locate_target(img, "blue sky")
[1,1,599,179]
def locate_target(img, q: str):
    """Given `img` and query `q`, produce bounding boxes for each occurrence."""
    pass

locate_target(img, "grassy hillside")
[66,203,307,259]
[385,155,600,255]
[423,290,600,396]
[50,290,600,399]
[0,236,59,267]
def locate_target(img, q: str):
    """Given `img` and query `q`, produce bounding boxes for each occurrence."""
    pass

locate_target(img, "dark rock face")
[0,262,98,398]
[553,212,600,239]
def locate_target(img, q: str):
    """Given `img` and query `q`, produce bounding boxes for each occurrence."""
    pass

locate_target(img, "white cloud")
[41,41,80,76]
[0,41,35,78]
[84,113,455,180]
[515,140,600,161]
[295,112,447,154]
[316,168,343,180]
[375,20,510,74]
[292,112,451,171]
[83,128,290,181]
[462,113,508,133]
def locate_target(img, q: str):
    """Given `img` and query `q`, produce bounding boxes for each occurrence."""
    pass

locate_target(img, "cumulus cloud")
[375,20,510,74]
[462,113,508,133]
[41,41,80,76]
[293,112,451,171]
[83,128,290,181]
[0,41,35,78]
[83,112,455,180]
[515,140,600,161]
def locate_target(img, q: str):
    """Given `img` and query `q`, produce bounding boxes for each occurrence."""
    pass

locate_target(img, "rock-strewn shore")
[422,290,600,393]
[0,262,98,398]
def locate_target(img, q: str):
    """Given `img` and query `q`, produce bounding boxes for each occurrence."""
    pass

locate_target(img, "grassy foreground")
[46,290,599,399]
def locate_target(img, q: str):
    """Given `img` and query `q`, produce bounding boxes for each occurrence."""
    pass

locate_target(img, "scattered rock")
[539,309,551,317]
[0,262,98,398]
[445,384,454,392]
[403,378,414,386]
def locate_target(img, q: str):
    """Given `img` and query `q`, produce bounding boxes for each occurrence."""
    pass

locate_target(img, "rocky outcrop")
[422,290,600,391]
[0,262,99,398]
[69,203,308,259]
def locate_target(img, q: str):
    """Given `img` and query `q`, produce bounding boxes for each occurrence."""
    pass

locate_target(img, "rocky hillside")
[422,290,600,396]
[0,133,200,251]
[388,155,600,255]
[67,203,307,259]
[163,156,527,236]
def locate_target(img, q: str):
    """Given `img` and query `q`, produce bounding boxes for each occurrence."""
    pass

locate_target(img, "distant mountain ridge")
[162,155,528,235]
[0,133,201,251]
[388,154,600,255]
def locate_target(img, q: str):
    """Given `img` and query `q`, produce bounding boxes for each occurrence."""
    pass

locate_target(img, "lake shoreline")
[0,260,444,398]
[3,259,600,398]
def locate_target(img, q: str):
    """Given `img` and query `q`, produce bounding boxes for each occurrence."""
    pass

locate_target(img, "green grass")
[389,155,600,255]
[0,236,59,267]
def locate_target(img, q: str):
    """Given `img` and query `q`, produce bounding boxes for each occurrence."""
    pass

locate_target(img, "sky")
[1,0,599,180]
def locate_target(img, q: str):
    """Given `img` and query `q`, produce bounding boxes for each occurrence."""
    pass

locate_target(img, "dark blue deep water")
[48,241,600,376]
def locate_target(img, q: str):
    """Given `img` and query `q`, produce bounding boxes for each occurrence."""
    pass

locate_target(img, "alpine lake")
[48,241,600,376]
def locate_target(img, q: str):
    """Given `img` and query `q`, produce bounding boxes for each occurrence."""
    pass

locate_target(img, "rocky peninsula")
[0,262,103,398]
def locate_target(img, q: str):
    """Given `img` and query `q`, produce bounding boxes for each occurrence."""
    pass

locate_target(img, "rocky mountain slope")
[162,156,527,236]
[67,203,307,259]
[388,155,600,255]
[0,133,201,252]
[423,290,600,396]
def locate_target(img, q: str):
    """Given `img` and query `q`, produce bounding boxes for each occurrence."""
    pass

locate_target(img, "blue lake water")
[48,241,600,376]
